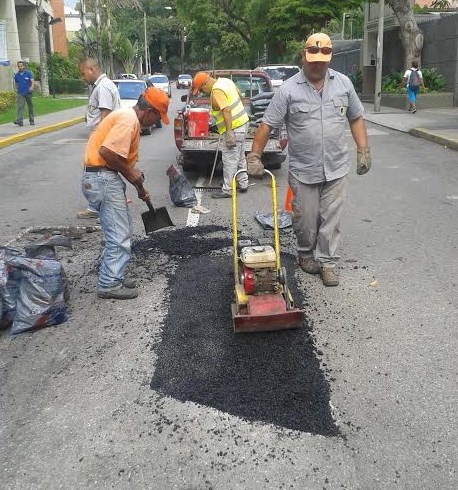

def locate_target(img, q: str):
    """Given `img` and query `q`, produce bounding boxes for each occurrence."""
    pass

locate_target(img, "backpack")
[409,69,420,88]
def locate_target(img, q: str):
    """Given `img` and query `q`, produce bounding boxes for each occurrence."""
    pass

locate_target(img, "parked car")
[148,74,172,98]
[174,69,287,171]
[113,79,161,134]
[120,73,138,79]
[176,74,192,89]
[255,65,300,89]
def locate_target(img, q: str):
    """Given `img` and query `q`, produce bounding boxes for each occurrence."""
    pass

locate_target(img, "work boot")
[299,257,320,274]
[97,285,139,300]
[211,190,231,199]
[13,120,23,127]
[123,278,137,289]
[320,267,339,287]
[77,209,99,219]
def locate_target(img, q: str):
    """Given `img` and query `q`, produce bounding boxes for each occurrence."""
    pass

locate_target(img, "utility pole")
[94,0,103,68]
[374,0,385,112]
[143,11,149,75]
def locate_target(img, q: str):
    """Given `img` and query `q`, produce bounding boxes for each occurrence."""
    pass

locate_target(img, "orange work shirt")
[84,108,140,170]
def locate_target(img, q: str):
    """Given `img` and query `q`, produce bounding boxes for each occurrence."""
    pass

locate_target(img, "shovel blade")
[142,207,174,234]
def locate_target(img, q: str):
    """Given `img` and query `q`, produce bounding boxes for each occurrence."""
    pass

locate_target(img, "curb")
[409,127,458,151]
[0,116,85,149]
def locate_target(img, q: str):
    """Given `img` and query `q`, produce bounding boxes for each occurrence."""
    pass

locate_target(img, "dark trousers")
[16,94,34,124]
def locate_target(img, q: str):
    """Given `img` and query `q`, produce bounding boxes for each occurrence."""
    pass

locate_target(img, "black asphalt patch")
[134,226,337,436]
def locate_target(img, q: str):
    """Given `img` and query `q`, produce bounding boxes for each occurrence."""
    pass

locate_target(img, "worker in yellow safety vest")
[192,72,250,199]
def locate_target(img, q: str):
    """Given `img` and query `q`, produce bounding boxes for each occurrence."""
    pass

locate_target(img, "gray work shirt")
[86,74,121,131]
[263,68,364,184]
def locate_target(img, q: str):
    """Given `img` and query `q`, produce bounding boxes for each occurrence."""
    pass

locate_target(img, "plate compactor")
[231,169,304,333]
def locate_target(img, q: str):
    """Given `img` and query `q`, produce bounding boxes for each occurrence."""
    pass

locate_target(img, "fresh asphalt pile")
[132,225,337,436]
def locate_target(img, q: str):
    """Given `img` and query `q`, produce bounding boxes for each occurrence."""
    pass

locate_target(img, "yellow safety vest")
[210,78,249,134]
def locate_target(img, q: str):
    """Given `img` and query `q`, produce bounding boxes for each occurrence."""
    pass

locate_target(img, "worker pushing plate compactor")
[231,169,304,333]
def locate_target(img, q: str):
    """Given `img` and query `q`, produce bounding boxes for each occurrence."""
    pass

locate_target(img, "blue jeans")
[81,171,132,290]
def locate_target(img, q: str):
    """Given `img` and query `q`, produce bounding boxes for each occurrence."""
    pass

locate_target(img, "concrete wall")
[420,14,458,105]
[0,0,20,91]
[16,6,39,63]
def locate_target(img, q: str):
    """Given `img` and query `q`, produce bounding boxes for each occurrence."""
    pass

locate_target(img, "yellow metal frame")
[232,169,280,288]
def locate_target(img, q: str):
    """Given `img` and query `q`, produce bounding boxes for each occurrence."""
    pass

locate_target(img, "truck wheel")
[177,152,198,171]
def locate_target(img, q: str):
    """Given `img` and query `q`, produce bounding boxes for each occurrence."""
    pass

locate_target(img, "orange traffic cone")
[284,186,293,213]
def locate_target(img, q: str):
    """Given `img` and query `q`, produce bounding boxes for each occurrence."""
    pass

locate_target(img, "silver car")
[147,74,172,98]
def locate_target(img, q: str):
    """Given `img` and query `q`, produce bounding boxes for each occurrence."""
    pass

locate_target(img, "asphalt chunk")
[140,227,337,436]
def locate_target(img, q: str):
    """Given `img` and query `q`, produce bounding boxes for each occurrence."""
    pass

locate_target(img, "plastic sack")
[254,210,292,230]
[0,247,22,330]
[8,255,69,335]
[166,164,198,208]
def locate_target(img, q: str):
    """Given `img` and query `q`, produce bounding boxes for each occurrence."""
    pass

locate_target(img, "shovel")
[141,199,174,234]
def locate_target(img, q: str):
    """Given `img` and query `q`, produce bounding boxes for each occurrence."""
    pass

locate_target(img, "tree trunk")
[386,0,424,67]
[36,1,49,97]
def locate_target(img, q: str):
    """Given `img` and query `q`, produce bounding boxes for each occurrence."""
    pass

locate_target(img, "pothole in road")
[134,226,338,436]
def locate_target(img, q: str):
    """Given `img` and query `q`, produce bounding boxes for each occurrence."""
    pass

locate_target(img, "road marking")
[186,178,204,227]
[445,195,458,200]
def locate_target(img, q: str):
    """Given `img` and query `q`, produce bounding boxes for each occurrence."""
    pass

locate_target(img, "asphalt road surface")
[0,87,457,489]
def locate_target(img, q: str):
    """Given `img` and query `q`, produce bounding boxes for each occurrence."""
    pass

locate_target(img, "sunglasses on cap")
[306,46,332,55]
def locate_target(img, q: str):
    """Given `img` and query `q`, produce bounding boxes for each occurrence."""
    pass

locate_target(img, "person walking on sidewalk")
[13,61,34,127]
[82,87,170,300]
[402,60,424,114]
[246,32,372,287]
[191,72,249,199]
[78,58,121,219]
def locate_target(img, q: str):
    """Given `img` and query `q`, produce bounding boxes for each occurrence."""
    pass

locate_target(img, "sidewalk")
[1,102,458,151]
[0,106,85,149]
[363,103,458,151]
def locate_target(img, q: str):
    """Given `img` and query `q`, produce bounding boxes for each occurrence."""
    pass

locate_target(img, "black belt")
[84,166,116,173]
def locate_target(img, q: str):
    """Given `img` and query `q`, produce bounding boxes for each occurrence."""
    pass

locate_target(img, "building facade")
[0,0,61,91]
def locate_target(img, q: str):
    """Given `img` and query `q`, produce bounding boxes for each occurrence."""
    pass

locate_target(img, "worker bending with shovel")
[192,72,249,198]
[81,87,170,300]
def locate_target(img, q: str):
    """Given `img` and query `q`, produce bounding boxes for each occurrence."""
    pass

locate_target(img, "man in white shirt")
[77,58,121,219]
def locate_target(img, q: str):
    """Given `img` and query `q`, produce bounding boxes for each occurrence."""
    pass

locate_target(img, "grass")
[0,95,86,125]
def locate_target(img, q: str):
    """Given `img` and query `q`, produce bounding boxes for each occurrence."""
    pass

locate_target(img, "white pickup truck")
[173,69,288,171]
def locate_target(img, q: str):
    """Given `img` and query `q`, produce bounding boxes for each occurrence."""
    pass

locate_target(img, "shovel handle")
[146,200,156,213]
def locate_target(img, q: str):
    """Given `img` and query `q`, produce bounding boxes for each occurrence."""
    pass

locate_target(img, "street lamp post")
[374,0,385,113]
[341,13,350,40]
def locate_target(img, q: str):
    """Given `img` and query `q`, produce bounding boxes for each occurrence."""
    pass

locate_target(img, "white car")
[176,74,192,89]
[147,74,172,98]
[113,79,161,134]
[255,65,300,89]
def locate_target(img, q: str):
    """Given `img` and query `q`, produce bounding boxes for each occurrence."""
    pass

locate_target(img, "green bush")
[422,67,445,92]
[382,67,446,93]
[0,90,16,113]
[349,71,362,93]
[26,61,41,80]
[50,78,87,94]
[381,72,403,93]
